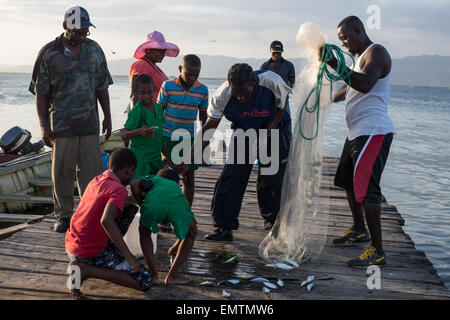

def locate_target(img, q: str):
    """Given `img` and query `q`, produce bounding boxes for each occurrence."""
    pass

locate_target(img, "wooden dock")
[0,157,448,300]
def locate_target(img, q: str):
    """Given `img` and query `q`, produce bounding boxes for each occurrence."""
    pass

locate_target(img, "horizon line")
[0,72,448,90]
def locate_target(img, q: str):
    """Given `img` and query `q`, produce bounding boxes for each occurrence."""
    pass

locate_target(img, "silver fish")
[199,253,206,258]
[306,283,315,292]
[283,258,299,268]
[274,263,294,270]
[277,279,285,287]
[200,281,214,286]
[227,279,240,285]
[250,277,270,283]
[263,287,271,294]
[222,290,231,297]
[264,263,293,270]
[301,275,315,287]
[224,256,238,264]
[263,282,278,289]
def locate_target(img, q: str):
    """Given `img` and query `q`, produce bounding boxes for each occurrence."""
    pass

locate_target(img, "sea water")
[0,73,449,288]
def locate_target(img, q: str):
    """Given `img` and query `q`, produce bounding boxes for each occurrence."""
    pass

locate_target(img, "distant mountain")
[104,55,303,80]
[1,55,449,87]
[88,54,450,87]
[389,55,450,87]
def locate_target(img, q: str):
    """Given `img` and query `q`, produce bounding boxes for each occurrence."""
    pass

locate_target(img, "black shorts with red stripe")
[334,133,393,204]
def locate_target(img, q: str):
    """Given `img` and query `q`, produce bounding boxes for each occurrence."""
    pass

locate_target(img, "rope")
[298,44,354,140]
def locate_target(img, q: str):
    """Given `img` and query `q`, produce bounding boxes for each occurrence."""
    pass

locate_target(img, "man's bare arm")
[267,105,287,134]
[97,89,112,141]
[36,94,53,148]
[333,84,348,102]
[101,203,140,273]
[327,46,389,94]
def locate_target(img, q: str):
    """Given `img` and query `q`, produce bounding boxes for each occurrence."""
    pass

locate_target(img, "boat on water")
[0,128,159,248]
[0,129,125,214]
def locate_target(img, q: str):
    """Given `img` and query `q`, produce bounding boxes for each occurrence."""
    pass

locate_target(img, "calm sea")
[0,73,449,289]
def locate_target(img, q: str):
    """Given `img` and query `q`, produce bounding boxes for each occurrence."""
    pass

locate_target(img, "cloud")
[0,0,449,66]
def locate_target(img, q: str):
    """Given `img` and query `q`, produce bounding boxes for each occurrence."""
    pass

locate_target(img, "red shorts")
[334,133,393,203]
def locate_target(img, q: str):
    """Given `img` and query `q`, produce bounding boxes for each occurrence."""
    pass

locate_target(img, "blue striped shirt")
[157,76,208,139]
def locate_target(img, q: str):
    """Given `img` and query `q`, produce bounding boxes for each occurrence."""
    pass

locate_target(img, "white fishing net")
[259,22,333,264]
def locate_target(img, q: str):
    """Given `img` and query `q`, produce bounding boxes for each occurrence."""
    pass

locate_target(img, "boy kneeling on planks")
[65,148,152,299]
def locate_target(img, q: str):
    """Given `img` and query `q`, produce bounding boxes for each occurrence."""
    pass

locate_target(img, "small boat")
[0,129,125,214]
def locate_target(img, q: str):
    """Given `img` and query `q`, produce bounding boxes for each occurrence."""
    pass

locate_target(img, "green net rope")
[298,44,354,140]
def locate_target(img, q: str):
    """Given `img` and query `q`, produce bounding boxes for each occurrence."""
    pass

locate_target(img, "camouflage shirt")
[29,34,113,138]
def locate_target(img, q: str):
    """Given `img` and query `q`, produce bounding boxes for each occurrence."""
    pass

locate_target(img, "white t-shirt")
[345,43,396,140]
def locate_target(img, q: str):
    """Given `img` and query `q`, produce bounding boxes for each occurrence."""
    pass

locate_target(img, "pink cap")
[133,31,180,59]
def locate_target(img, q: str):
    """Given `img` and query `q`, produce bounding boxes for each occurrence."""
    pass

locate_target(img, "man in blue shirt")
[183,63,292,241]
[260,41,296,88]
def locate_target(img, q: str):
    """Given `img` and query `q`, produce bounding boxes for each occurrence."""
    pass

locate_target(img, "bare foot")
[70,288,90,300]
[164,274,192,285]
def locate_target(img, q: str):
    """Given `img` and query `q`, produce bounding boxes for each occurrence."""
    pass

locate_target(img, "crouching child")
[65,148,153,299]
[130,168,198,285]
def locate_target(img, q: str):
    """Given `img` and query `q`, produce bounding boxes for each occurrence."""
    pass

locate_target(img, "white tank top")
[345,43,396,140]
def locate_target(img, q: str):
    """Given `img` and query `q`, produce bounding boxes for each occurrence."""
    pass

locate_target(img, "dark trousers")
[211,132,291,230]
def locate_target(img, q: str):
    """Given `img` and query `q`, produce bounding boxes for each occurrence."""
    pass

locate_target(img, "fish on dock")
[264,263,294,270]
[221,290,231,298]
[283,258,299,268]
[301,275,315,287]
[263,282,277,289]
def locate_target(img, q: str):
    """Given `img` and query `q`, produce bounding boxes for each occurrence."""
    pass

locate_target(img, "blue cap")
[64,6,95,30]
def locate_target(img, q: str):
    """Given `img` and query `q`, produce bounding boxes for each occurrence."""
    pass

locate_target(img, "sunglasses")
[70,28,90,37]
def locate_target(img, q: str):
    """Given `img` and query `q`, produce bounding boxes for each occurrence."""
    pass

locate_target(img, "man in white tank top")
[323,16,395,268]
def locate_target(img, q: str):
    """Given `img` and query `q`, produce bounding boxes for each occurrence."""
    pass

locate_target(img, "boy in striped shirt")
[157,54,208,210]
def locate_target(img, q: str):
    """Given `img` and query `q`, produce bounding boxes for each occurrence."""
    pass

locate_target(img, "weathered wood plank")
[0,160,448,300]
[0,213,45,222]
[0,195,55,204]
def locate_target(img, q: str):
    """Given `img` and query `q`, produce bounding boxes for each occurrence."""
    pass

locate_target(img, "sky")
[0,0,449,66]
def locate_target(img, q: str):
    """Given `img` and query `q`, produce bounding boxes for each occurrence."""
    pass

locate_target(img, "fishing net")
[258,22,353,264]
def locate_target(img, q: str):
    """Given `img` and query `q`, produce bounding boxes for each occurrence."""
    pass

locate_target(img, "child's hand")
[126,255,141,274]
[140,126,155,138]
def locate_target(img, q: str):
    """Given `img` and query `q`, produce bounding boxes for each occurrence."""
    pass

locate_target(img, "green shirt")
[124,101,164,162]
[29,34,113,138]
[139,175,195,239]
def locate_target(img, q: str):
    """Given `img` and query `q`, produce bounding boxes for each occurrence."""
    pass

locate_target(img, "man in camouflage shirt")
[29,6,113,233]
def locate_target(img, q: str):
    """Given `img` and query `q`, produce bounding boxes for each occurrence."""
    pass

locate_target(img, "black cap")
[270,40,283,53]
